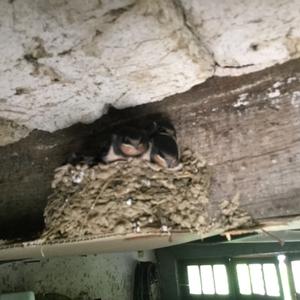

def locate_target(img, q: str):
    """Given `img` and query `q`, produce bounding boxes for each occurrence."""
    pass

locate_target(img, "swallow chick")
[102,127,149,163]
[143,120,180,169]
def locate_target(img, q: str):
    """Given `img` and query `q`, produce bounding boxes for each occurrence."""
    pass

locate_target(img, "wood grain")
[1,59,300,239]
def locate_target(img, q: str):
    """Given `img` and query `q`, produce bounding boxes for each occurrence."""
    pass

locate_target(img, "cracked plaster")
[0,0,300,143]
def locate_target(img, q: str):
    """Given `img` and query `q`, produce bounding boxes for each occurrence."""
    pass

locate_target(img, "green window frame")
[177,258,233,300]
[156,241,300,300]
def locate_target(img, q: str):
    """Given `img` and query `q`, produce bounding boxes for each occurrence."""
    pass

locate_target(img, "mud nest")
[43,149,252,240]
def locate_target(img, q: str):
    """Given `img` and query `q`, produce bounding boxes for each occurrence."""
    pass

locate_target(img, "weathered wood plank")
[1,59,300,239]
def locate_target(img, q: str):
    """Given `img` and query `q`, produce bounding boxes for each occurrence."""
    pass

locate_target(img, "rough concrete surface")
[0,118,31,146]
[0,252,136,300]
[182,0,300,75]
[0,0,299,143]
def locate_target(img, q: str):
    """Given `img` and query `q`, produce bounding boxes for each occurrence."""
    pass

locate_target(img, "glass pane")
[187,265,202,295]
[263,264,280,296]
[278,255,292,300]
[249,264,265,295]
[291,261,300,294]
[200,265,215,294]
[236,264,252,295]
[213,265,229,295]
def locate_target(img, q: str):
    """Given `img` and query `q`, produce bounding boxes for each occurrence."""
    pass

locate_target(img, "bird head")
[116,127,149,157]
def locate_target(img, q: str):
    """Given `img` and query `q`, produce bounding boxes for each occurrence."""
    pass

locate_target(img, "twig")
[260,228,285,246]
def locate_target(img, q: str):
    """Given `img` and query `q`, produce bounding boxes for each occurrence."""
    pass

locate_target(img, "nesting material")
[43,149,252,240]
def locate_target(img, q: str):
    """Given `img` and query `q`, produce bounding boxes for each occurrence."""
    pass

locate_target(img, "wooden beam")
[0,59,300,239]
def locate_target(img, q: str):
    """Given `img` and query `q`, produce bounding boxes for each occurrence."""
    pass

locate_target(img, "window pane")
[213,265,229,295]
[236,264,252,295]
[187,265,202,294]
[278,255,292,300]
[263,264,280,296]
[291,261,300,294]
[200,265,215,294]
[249,264,265,295]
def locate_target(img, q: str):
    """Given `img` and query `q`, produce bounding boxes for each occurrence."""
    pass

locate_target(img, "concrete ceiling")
[0,0,300,145]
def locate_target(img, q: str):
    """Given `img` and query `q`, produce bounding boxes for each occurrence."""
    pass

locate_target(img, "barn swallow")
[143,120,180,168]
[102,127,149,163]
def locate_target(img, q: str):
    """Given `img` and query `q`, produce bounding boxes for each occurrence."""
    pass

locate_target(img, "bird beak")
[120,143,146,156]
[153,154,179,169]
[153,154,169,168]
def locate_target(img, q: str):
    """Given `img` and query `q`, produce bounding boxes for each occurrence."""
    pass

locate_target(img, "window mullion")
[227,258,239,300]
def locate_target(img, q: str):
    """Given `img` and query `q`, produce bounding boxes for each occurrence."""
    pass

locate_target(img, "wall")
[0,252,136,300]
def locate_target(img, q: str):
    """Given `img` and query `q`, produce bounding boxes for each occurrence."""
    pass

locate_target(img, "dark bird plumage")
[66,116,179,169]
[143,120,180,168]
[102,127,149,163]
